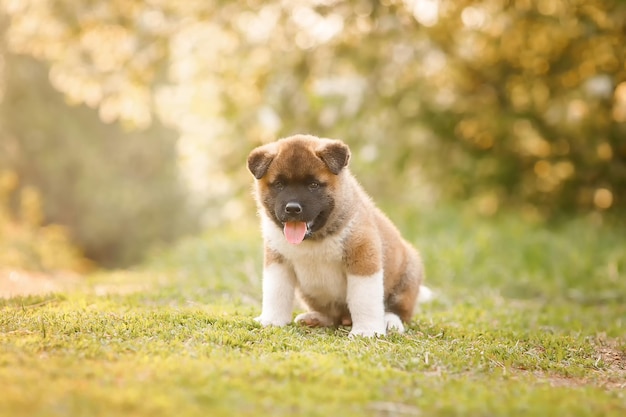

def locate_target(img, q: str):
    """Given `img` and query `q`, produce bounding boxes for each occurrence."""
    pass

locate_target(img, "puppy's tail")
[417,285,435,303]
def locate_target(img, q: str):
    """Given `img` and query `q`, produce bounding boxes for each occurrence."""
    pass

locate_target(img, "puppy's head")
[247,135,350,244]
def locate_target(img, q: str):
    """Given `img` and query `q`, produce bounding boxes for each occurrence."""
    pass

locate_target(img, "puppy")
[247,134,425,337]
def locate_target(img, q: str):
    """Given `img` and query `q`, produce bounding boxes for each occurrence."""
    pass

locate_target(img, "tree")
[1,0,625,230]
[0,53,196,266]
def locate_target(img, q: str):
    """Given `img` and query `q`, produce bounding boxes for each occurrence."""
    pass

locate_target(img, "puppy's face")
[248,135,350,244]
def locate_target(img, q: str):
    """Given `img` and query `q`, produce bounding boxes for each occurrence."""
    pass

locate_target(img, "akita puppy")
[247,134,425,337]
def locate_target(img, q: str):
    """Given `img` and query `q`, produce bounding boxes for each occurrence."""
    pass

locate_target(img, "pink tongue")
[284,222,307,245]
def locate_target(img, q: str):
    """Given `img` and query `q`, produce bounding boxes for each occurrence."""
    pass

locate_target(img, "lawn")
[1,208,625,416]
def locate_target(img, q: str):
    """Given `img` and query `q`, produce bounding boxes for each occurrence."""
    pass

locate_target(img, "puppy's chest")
[268,228,347,301]
[292,257,346,302]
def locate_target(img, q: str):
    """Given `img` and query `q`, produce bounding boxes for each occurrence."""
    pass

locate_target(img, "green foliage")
[1,209,625,416]
[1,1,625,267]
[2,0,625,221]
[405,0,626,219]
[0,55,197,266]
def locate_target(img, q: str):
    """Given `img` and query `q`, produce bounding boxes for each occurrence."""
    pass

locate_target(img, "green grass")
[1,208,625,416]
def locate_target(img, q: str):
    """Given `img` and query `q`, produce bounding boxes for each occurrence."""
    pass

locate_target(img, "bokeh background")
[1,0,624,269]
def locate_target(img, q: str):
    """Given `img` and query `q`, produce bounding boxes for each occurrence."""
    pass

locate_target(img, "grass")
[1,207,625,416]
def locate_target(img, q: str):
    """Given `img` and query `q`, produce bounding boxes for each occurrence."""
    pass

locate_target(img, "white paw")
[294,311,334,327]
[254,315,291,327]
[384,312,405,333]
[349,323,386,338]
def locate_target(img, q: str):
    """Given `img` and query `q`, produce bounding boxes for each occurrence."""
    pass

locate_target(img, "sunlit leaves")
[1,0,165,128]
[1,0,625,218]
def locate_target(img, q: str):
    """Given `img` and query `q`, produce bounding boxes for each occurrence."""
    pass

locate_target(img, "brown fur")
[248,134,424,326]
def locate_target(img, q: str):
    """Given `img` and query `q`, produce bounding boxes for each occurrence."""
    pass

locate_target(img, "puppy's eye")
[309,181,320,190]
[272,181,284,190]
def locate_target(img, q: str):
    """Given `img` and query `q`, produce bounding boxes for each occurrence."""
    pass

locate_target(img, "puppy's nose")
[285,202,303,214]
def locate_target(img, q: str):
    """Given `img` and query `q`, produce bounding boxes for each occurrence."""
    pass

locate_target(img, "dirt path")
[0,269,81,298]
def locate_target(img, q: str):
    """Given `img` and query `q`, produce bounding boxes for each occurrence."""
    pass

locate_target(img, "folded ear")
[247,143,277,179]
[316,139,351,175]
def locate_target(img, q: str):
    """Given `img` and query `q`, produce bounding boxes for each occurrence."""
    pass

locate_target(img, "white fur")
[417,285,435,303]
[262,213,349,309]
[346,272,386,337]
[255,262,296,327]
[384,312,405,333]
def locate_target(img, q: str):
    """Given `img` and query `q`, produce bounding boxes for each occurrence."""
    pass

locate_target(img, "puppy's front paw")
[254,315,291,327]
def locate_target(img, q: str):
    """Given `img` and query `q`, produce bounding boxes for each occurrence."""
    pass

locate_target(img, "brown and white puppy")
[247,134,425,337]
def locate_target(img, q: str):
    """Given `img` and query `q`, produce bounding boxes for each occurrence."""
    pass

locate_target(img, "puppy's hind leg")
[294,311,334,327]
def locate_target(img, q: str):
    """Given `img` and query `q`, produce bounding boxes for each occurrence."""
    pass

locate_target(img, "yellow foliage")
[0,170,89,272]
[20,186,43,227]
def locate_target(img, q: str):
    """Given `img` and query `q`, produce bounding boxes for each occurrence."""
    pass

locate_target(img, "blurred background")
[0,0,624,270]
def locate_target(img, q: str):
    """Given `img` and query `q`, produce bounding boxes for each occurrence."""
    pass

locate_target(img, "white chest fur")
[262,215,348,305]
